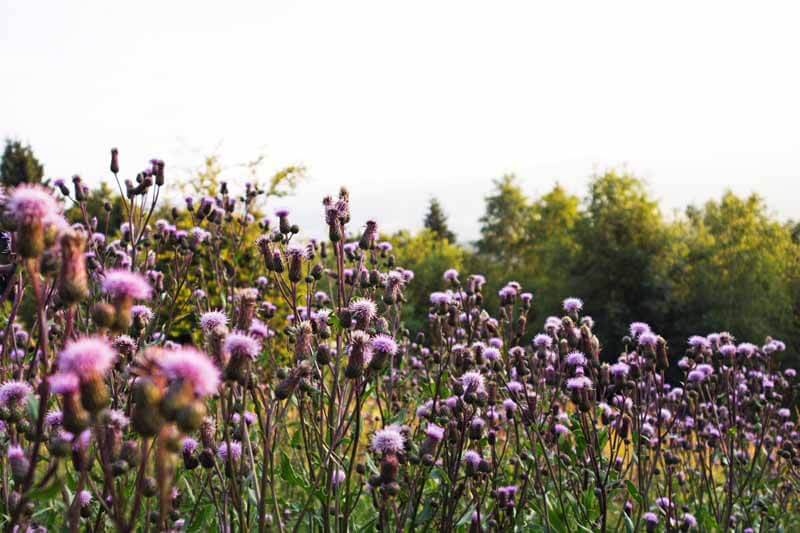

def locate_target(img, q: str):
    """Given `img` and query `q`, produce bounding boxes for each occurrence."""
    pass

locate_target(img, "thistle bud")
[59,230,89,304]
[110,148,120,174]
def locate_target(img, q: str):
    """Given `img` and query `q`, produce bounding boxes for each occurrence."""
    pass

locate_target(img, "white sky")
[2,0,800,242]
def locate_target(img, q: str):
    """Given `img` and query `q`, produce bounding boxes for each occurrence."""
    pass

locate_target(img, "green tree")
[423,197,456,243]
[389,228,466,333]
[475,174,531,265]
[571,170,674,357]
[525,183,581,317]
[1,139,44,187]
[65,182,127,234]
[669,192,800,360]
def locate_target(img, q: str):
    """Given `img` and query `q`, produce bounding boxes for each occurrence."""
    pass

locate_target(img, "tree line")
[4,138,798,369]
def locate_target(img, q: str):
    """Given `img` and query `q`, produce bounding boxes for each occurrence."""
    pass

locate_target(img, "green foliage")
[1,139,43,187]
[423,197,456,243]
[469,168,800,366]
[669,192,800,361]
[65,181,127,233]
[388,228,465,333]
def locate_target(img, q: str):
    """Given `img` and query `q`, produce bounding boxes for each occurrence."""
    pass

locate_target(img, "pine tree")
[1,139,44,187]
[423,197,456,242]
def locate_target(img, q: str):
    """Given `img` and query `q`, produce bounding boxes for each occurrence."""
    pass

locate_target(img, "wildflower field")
[0,150,797,532]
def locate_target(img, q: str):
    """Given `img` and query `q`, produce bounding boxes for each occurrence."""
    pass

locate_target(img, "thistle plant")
[0,149,796,532]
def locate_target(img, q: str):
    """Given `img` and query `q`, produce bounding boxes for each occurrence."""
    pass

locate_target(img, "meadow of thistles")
[0,148,796,533]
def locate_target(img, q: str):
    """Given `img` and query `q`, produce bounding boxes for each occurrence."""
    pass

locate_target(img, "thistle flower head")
[688,335,709,349]
[217,441,243,461]
[78,490,92,508]
[0,381,32,407]
[286,243,306,258]
[349,298,377,323]
[182,437,198,454]
[429,292,452,305]
[443,268,459,282]
[105,409,130,429]
[629,322,651,337]
[49,372,80,394]
[566,376,592,390]
[565,351,587,367]
[200,310,228,332]
[101,269,152,300]
[371,334,398,356]
[371,425,405,454]
[159,347,221,397]
[425,423,445,442]
[131,305,153,322]
[224,332,261,360]
[532,334,552,349]
[45,409,63,428]
[459,371,486,394]
[637,331,658,347]
[463,450,482,467]
[57,336,117,379]
[5,184,61,224]
[483,347,501,361]
[562,297,583,312]
[7,444,24,460]
[609,362,630,377]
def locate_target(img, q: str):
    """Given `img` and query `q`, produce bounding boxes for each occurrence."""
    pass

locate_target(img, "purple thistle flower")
[45,409,63,428]
[565,351,587,367]
[533,334,552,349]
[57,337,117,379]
[562,297,583,313]
[200,310,228,332]
[609,362,630,378]
[224,332,262,361]
[131,305,153,321]
[248,320,270,340]
[553,423,570,436]
[737,342,758,357]
[443,268,459,282]
[483,347,501,361]
[5,184,61,224]
[463,450,482,467]
[78,490,92,508]
[503,398,517,412]
[49,372,80,394]
[371,334,398,356]
[7,444,24,461]
[629,322,651,337]
[349,297,377,323]
[638,331,658,347]
[0,381,32,407]
[101,269,152,300]
[429,291,452,305]
[682,513,698,529]
[371,425,405,454]
[498,285,517,300]
[566,376,592,390]
[507,380,524,393]
[520,292,533,304]
[688,335,709,349]
[719,344,737,358]
[459,371,486,394]
[425,423,445,442]
[331,468,346,487]
[159,347,221,397]
[217,441,243,462]
[643,512,658,526]
[182,437,198,454]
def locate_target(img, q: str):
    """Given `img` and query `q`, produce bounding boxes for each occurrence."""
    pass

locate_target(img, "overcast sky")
[2,0,799,242]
